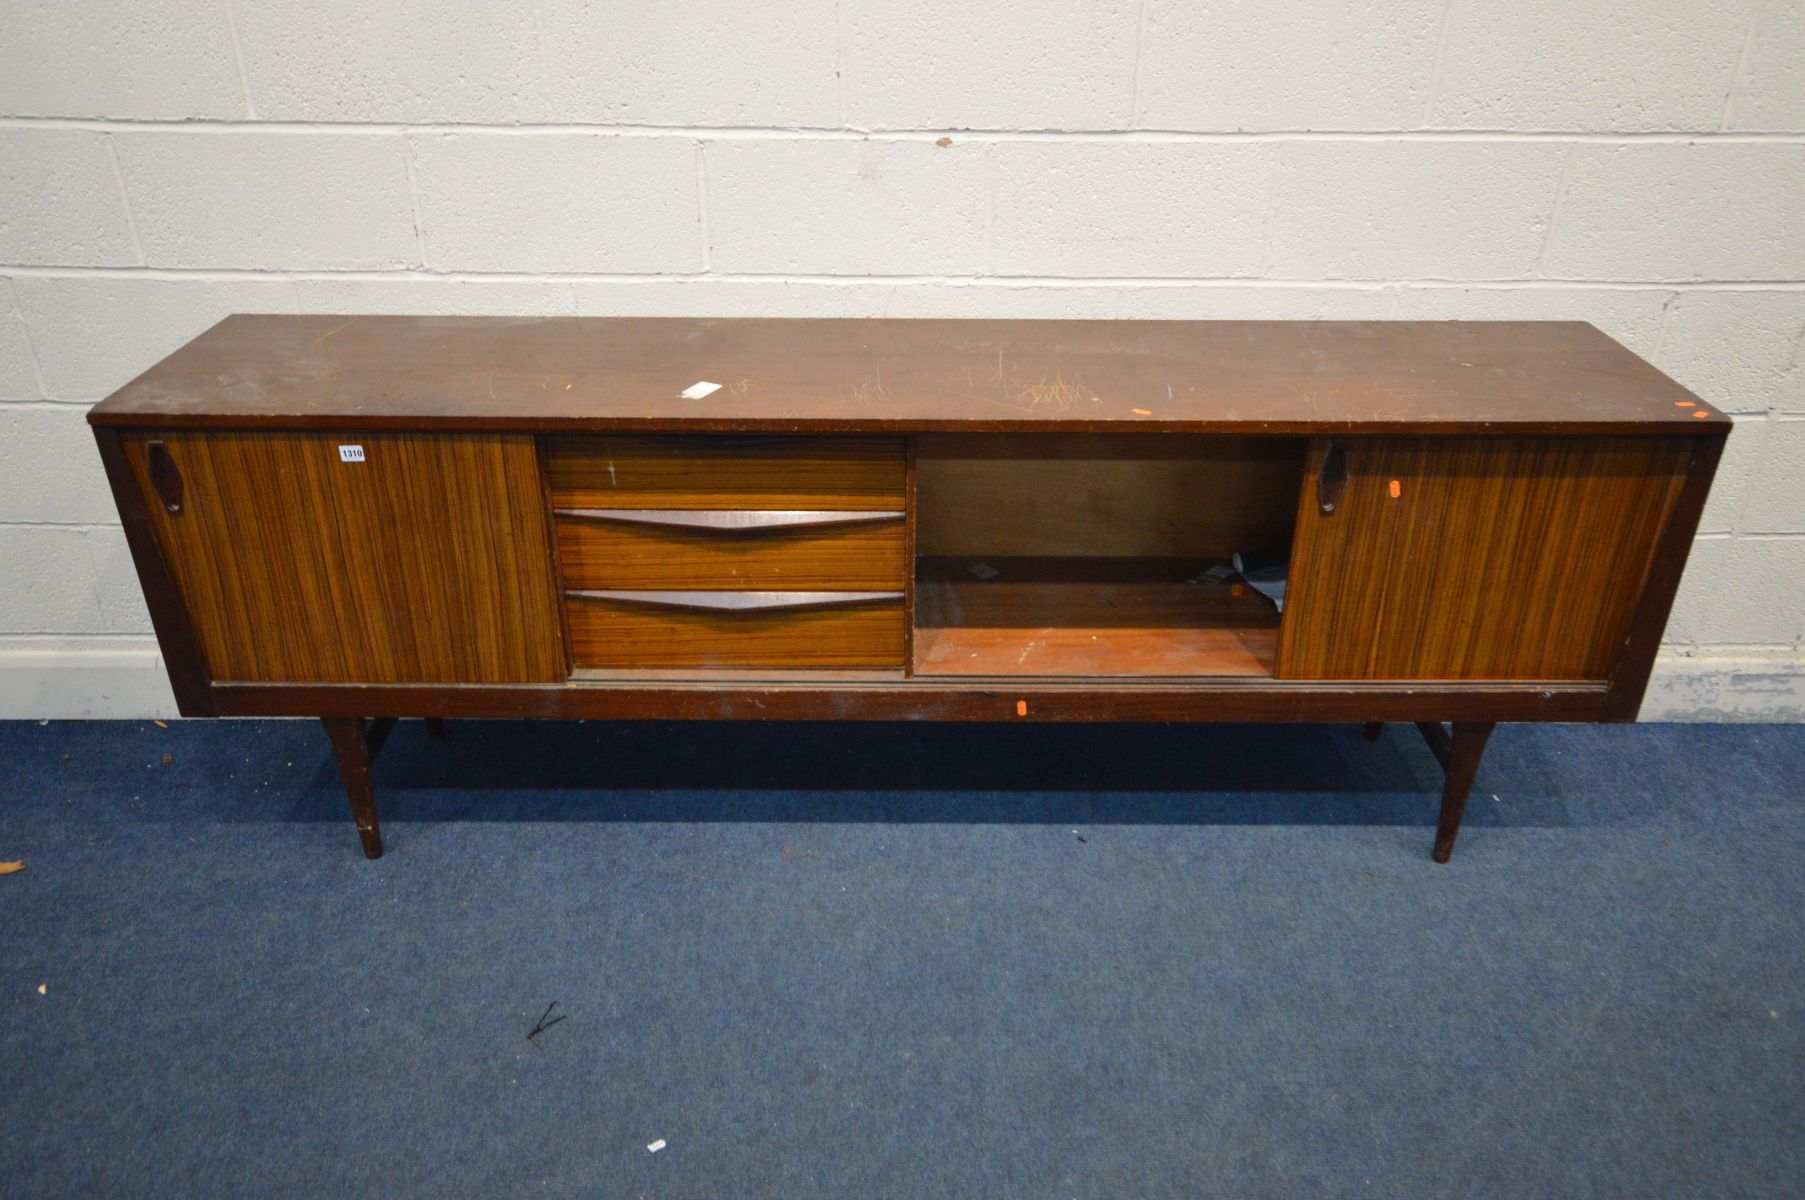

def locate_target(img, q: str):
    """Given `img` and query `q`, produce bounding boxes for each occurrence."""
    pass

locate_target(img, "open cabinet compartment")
[911,434,1306,678]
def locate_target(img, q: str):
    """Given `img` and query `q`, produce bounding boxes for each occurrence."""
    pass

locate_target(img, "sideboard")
[89,317,1726,861]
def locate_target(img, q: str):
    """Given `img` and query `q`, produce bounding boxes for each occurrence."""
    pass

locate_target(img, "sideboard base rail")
[212,680,1614,724]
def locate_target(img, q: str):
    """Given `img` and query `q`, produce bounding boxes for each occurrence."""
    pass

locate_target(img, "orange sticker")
[1230,583,1245,597]
[1693,410,1709,418]
[1675,400,1695,407]
[1130,408,1152,416]
[1388,479,1402,499]
[1015,700,1028,716]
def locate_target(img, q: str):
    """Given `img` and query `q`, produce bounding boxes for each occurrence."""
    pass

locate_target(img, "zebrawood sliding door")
[124,431,565,683]
[1278,437,1690,681]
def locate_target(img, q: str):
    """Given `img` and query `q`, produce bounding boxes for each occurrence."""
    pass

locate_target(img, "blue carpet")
[1,718,1801,1198]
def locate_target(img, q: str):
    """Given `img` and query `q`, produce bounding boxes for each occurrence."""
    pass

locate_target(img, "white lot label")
[338,445,365,463]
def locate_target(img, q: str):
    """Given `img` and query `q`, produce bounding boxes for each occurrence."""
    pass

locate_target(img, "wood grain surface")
[557,514,904,590]
[915,434,1303,558]
[1278,437,1691,681]
[124,431,565,683]
[568,590,904,612]
[555,508,904,531]
[568,592,904,669]
[913,557,1279,678]
[90,316,1724,436]
[93,428,217,714]
[211,676,1615,725]
[547,435,905,509]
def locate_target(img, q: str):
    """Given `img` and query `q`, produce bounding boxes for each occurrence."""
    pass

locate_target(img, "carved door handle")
[148,441,183,514]
[1317,441,1348,515]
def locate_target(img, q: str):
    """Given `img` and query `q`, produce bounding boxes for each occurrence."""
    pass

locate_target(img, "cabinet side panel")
[124,432,565,684]
[93,427,218,715]
[1279,437,1690,681]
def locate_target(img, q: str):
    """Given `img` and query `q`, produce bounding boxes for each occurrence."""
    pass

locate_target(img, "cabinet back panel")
[914,435,1304,559]
[1279,437,1690,681]
[124,432,565,683]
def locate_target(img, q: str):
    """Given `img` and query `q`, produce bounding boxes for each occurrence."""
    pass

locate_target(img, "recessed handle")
[556,508,903,534]
[568,589,902,614]
[148,440,183,515]
[1317,441,1348,515]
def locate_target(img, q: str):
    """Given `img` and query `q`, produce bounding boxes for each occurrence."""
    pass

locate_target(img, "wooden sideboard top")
[89,315,1722,435]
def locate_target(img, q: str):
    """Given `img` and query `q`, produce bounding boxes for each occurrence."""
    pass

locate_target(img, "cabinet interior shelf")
[911,556,1280,679]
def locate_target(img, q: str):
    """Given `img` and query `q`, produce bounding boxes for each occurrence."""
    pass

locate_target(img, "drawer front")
[568,593,905,669]
[547,435,905,510]
[557,512,905,590]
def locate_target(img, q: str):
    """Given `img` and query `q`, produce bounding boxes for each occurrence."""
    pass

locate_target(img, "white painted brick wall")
[233,1,545,124]
[0,1,1802,717]
[0,130,138,266]
[991,143,1271,276]
[0,409,119,524]
[1264,142,1567,279]
[708,140,989,274]
[1430,0,1752,132]
[413,134,704,273]
[1736,2,1805,130]
[0,286,43,401]
[114,132,418,269]
[841,2,1139,130]
[0,1,244,120]
[1138,2,1445,131]
[11,276,299,399]
[1542,144,1805,280]
[538,2,843,127]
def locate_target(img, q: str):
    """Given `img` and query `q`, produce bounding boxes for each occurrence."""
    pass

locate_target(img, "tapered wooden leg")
[424,717,446,739]
[1363,721,1384,741]
[322,717,384,860]
[1415,720,1495,863]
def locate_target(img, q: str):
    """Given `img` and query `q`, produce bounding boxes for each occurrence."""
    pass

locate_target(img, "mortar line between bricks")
[1256,145,1282,277]
[0,399,99,411]
[1651,291,1683,363]
[1721,0,1768,131]
[401,136,428,268]
[6,116,1805,144]
[832,0,847,129]
[0,633,161,644]
[1129,0,1151,129]
[1532,145,1577,278]
[528,0,553,102]
[1420,0,1457,129]
[103,138,147,266]
[695,142,711,272]
[221,0,257,120]
[0,520,124,531]
[5,265,1805,291]
[4,278,54,401]
[982,144,996,275]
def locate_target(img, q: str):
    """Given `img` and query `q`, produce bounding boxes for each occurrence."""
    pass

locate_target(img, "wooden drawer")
[547,436,905,510]
[556,510,904,590]
[568,591,905,669]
